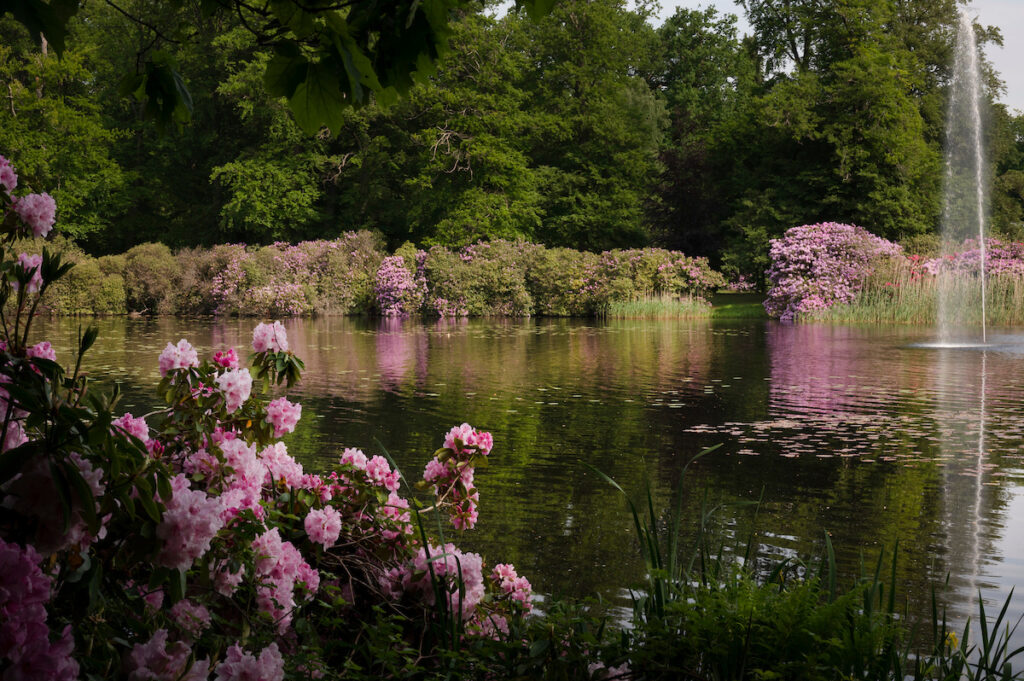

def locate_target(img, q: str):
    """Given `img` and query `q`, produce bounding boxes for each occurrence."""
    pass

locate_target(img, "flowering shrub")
[373,255,425,316]
[422,241,535,317]
[0,154,542,680]
[764,222,902,322]
[917,238,1024,277]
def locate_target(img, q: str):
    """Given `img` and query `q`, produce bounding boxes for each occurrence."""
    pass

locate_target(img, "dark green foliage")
[2,0,1022,294]
[123,242,178,313]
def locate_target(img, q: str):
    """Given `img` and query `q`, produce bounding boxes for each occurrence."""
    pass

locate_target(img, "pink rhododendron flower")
[365,455,400,492]
[214,642,284,681]
[398,543,485,620]
[13,253,43,293]
[380,491,413,541]
[158,339,199,376]
[14,192,56,238]
[491,563,533,610]
[251,527,319,631]
[304,506,342,549]
[210,561,245,597]
[260,442,303,487]
[0,539,79,681]
[443,423,493,455]
[215,367,252,413]
[112,412,150,443]
[26,341,56,362]
[340,447,367,469]
[156,474,224,570]
[213,347,240,369]
[0,155,17,194]
[252,321,289,353]
[169,599,212,639]
[265,396,301,437]
[126,629,192,681]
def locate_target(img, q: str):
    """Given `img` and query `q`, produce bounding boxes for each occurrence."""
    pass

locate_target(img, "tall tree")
[650,6,752,261]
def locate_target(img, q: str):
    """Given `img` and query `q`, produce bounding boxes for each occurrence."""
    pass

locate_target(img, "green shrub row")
[21,235,726,317]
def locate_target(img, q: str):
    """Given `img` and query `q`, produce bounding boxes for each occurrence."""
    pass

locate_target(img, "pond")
[36,315,1024,637]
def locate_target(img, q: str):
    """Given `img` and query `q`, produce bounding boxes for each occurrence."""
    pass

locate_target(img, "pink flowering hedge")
[764,223,1024,323]
[18,230,724,318]
[379,240,725,318]
[763,222,903,322]
[4,155,649,680]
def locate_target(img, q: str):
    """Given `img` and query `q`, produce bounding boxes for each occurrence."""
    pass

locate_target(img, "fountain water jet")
[939,8,988,343]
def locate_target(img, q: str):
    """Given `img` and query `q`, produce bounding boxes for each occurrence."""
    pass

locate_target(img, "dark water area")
[35,316,1024,638]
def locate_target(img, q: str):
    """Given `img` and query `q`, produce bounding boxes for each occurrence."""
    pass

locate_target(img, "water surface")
[37,316,1024,636]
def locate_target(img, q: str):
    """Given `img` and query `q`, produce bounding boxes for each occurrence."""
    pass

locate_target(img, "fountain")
[938,7,988,344]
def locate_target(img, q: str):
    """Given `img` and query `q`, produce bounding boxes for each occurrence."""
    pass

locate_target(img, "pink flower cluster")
[127,628,208,681]
[491,563,533,611]
[304,506,342,549]
[764,222,902,322]
[395,542,485,620]
[0,538,79,681]
[112,412,151,443]
[0,155,16,194]
[422,423,493,530]
[215,642,284,681]
[265,396,301,437]
[156,474,225,571]
[169,599,212,639]
[252,321,289,353]
[917,238,1024,278]
[251,527,319,631]
[340,448,401,492]
[159,339,200,376]
[14,192,56,238]
[213,348,240,369]
[13,253,43,293]
[26,340,56,362]
[214,367,253,413]
[374,255,424,316]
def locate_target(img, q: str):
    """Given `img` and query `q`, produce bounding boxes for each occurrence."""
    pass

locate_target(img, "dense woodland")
[2,0,1023,280]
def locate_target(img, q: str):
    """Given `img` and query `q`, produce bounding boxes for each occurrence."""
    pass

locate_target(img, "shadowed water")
[35,316,1024,639]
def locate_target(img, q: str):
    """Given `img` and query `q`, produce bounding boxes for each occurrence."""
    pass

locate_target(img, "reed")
[588,449,1024,680]
[601,294,714,319]
[813,258,1024,327]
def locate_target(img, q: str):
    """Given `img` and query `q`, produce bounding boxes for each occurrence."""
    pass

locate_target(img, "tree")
[649,6,753,261]
[516,0,667,250]
[1,0,556,134]
[715,0,950,277]
[0,16,126,239]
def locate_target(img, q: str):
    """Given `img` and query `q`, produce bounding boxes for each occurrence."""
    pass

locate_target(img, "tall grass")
[814,258,1024,326]
[601,294,713,319]
[589,447,1024,680]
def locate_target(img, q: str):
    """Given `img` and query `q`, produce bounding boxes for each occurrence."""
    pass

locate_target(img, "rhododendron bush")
[764,222,902,322]
[0,156,552,680]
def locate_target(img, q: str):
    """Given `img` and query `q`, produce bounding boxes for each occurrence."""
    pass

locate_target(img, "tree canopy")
[1,0,1021,274]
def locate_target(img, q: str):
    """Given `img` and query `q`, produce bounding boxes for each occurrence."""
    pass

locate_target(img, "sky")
[657,0,1024,114]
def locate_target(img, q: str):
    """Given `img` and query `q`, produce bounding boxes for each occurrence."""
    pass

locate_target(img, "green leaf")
[264,49,309,100]
[288,60,345,135]
[269,0,317,38]
[0,441,38,487]
[5,0,78,55]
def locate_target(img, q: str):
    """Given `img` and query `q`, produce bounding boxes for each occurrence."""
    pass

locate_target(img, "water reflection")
[32,316,1024,640]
